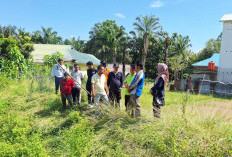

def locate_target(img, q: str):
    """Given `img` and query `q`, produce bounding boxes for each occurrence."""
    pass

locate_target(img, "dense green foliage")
[0,36,33,78]
[31,27,62,44]
[43,52,64,68]
[85,20,126,63]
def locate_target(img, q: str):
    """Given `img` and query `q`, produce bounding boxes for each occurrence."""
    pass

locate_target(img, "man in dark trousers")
[124,64,136,111]
[71,63,84,106]
[86,61,98,108]
[107,63,124,107]
[60,73,74,111]
[52,59,66,94]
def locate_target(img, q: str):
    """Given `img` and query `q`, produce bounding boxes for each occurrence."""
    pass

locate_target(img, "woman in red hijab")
[150,63,169,118]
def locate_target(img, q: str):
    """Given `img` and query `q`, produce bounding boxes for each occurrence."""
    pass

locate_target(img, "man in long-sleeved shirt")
[52,59,67,94]
[60,73,74,111]
[107,63,124,107]
[128,62,145,117]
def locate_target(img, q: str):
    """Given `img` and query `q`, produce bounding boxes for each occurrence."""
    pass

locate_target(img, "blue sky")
[0,0,232,52]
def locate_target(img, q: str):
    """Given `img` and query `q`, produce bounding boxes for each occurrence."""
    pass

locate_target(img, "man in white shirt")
[52,59,67,94]
[91,65,109,116]
[71,63,84,106]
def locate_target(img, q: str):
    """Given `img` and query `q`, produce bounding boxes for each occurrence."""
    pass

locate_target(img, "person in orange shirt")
[100,60,110,82]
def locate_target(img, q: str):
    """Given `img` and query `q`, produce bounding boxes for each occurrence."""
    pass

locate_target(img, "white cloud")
[150,1,164,8]
[114,13,126,19]
[194,49,203,54]
[172,0,190,5]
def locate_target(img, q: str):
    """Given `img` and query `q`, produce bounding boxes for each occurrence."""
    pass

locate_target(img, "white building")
[217,14,232,82]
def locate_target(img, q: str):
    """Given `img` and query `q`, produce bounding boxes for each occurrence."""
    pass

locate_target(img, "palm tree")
[41,27,62,44]
[169,33,192,88]
[64,37,86,52]
[133,15,161,68]
[31,27,62,44]
[170,33,191,58]
[89,20,126,63]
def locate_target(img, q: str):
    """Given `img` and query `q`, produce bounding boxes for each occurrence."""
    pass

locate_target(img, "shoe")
[88,104,94,109]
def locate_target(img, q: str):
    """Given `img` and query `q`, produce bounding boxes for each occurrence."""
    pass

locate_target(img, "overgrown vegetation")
[0,70,231,156]
[1,15,221,80]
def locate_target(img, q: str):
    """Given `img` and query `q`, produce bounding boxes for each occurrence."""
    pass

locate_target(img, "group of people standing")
[52,59,169,118]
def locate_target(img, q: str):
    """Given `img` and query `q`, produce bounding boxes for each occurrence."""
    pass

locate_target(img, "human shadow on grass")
[44,118,75,136]
[34,98,65,118]
[92,105,140,132]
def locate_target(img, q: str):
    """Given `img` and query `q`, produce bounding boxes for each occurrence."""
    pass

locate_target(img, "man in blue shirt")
[128,62,145,117]
[107,63,124,107]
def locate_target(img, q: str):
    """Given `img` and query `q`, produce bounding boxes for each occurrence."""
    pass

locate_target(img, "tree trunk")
[142,33,149,71]
[164,48,168,64]
[122,48,126,78]
[112,47,117,63]
[164,37,170,64]
[174,70,177,90]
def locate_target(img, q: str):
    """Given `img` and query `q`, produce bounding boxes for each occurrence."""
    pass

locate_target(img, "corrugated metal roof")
[31,44,100,65]
[192,53,220,67]
[220,14,232,22]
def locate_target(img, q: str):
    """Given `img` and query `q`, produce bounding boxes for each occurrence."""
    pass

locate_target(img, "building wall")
[218,21,232,82]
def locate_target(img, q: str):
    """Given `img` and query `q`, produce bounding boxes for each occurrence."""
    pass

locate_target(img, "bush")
[43,52,64,68]
[0,37,34,78]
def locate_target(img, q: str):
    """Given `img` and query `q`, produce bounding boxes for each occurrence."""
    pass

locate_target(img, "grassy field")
[0,75,232,156]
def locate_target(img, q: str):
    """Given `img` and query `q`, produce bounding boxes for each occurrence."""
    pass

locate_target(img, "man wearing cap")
[107,63,124,107]
[86,61,98,107]
[71,63,84,106]
[60,73,74,110]
[52,59,67,94]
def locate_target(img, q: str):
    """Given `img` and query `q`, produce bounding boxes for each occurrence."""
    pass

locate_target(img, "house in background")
[31,44,100,74]
[181,53,219,93]
[181,14,232,95]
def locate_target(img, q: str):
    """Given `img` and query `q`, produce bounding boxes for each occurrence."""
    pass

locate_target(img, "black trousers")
[86,84,94,104]
[109,89,121,107]
[55,76,63,93]
[72,88,81,105]
[125,95,130,111]
[61,95,72,109]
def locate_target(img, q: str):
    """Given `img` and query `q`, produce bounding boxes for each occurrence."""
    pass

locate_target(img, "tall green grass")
[0,74,231,156]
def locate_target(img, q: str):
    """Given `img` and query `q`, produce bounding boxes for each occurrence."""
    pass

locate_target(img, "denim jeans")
[94,94,109,116]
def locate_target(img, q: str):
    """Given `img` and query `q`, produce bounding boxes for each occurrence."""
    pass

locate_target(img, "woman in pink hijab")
[150,63,169,118]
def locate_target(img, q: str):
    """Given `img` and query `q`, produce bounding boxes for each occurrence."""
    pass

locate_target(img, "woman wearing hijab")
[150,63,169,118]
